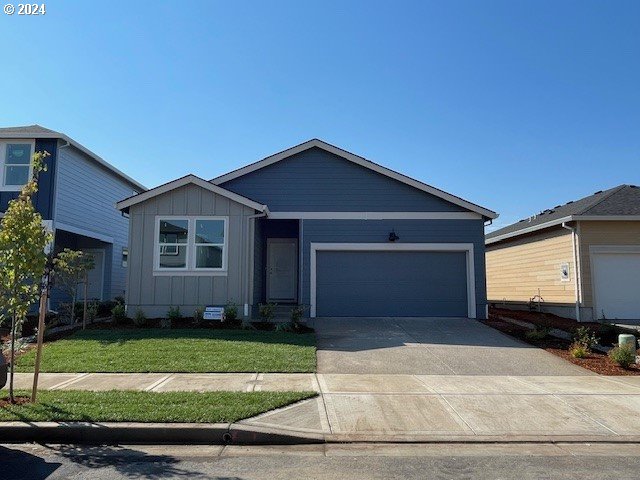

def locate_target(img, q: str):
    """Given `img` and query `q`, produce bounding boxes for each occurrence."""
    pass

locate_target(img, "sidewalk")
[6,373,640,442]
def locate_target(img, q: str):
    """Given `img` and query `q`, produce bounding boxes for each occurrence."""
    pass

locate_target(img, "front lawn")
[15,329,316,373]
[0,390,315,423]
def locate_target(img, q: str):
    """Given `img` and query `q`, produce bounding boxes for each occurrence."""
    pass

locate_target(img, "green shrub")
[258,302,276,322]
[573,326,600,350]
[87,301,99,322]
[224,302,239,323]
[193,308,204,325]
[275,322,294,333]
[111,303,127,324]
[569,342,589,359]
[290,305,306,325]
[525,326,551,342]
[114,295,125,305]
[133,309,147,328]
[167,306,181,321]
[609,344,637,369]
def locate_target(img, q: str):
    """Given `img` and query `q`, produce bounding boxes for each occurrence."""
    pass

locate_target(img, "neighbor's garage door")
[316,251,468,317]
[592,252,640,320]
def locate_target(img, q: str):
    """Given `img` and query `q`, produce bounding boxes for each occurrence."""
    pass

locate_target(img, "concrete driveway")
[310,317,591,375]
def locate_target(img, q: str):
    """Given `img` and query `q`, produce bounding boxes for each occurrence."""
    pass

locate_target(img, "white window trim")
[309,242,476,319]
[0,139,35,191]
[153,215,229,276]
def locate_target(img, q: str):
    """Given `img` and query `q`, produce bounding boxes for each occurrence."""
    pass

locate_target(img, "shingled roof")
[0,124,146,191]
[486,184,640,243]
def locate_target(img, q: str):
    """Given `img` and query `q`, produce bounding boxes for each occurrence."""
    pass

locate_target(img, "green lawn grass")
[0,390,315,423]
[15,329,316,373]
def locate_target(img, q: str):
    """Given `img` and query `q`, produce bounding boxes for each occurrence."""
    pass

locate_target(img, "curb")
[0,421,324,445]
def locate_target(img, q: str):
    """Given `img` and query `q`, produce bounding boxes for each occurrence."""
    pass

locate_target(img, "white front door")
[592,250,640,320]
[267,238,298,302]
[77,249,105,301]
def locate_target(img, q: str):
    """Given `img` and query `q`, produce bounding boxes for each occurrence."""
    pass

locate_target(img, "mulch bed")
[0,396,31,408]
[483,317,640,376]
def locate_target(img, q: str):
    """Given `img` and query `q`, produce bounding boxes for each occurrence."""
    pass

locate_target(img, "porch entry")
[266,238,298,302]
[77,248,105,301]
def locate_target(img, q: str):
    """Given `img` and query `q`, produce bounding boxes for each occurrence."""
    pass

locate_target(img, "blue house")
[0,125,145,307]
[117,139,497,319]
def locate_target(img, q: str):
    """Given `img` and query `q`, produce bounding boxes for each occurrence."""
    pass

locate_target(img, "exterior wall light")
[388,230,399,242]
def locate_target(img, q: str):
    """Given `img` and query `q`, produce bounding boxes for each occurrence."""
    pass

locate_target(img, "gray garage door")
[316,250,468,317]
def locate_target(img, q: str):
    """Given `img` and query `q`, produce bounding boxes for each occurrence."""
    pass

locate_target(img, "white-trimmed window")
[155,216,228,273]
[0,141,34,190]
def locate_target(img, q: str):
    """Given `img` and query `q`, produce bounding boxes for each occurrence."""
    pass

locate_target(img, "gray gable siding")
[127,183,256,318]
[0,138,56,219]
[300,219,487,319]
[55,145,139,300]
[221,147,468,212]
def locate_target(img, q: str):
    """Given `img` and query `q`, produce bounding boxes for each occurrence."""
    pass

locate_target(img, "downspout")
[245,210,268,319]
[562,222,582,321]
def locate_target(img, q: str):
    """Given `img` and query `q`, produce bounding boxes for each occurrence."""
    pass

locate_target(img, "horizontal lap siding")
[127,184,255,317]
[578,221,640,308]
[486,227,575,304]
[221,147,468,212]
[55,145,138,299]
[302,219,487,319]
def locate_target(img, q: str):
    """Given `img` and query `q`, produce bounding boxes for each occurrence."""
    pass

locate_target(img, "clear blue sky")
[1,0,638,230]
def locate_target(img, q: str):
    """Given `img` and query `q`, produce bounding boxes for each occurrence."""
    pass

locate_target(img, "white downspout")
[562,222,582,321]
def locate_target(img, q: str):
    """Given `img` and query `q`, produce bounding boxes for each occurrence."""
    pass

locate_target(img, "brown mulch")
[0,396,31,408]
[483,317,640,376]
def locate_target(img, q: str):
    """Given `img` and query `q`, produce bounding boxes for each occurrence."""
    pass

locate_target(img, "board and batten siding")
[127,183,256,318]
[486,227,576,304]
[578,221,640,309]
[55,144,139,300]
[301,219,487,319]
[220,147,468,212]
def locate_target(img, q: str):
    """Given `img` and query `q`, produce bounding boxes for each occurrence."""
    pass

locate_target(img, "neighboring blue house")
[117,139,497,319]
[0,125,145,307]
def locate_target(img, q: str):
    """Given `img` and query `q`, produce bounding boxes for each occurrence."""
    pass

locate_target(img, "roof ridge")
[579,184,627,215]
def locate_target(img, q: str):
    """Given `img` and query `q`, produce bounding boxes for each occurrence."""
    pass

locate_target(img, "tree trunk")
[9,312,16,403]
[83,273,88,329]
[71,287,76,325]
[31,284,48,403]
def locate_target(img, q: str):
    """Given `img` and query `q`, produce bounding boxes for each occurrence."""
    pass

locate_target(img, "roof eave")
[0,131,147,191]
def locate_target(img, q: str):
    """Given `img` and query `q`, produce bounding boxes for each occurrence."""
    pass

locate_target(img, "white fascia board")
[211,139,498,219]
[486,215,640,245]
[267,211,482,220]
[116,175,268,213]
[0,132,146,191]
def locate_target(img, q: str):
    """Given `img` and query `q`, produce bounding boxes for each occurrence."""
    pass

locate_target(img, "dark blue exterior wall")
[221,147,467,212]
[301,219,487,319]
[0,138,57,219]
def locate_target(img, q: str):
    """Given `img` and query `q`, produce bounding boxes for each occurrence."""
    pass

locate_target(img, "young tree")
[0,152,51,403]
[53,249,94,327]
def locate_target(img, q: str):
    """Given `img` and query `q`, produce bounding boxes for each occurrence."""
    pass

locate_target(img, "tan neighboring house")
[486,184,640,322]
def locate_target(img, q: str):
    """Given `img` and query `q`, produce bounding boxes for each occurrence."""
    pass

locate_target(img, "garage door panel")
[593,252,640,320]
[316,251,467,317]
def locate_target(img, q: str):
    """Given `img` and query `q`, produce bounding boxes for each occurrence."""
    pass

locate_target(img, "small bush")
[573,326,600,350]
[609,344,637,369]
[290,305,306,325]
[275,322,294,333]
[193,308,204,325]
[87,301,99,322]
[569,342,589,359]
[167,306,181,321]
[133,309,147,327]
[114,295,125,305]
[97,300,117,318]
[525,326,551,342]
[111,303,127,324]
[258,303,276,322]
[224,302,239,326]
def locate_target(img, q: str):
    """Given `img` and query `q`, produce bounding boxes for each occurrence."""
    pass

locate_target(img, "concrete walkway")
[8,372,640,441]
